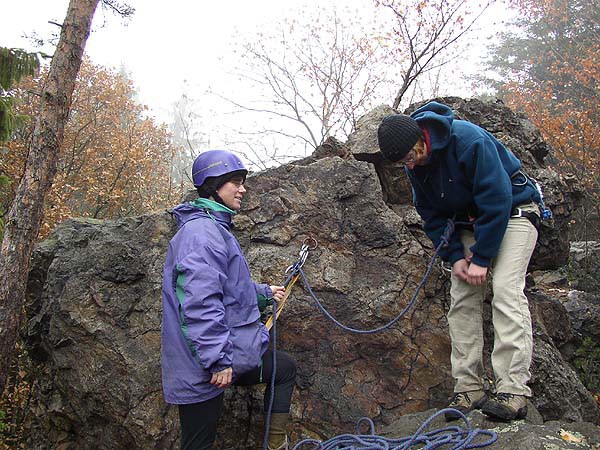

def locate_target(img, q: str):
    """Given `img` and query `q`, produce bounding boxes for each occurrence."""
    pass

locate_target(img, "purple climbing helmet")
[191,149,248,188]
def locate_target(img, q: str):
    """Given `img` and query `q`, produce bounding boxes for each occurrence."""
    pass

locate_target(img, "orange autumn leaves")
[2,59,183,238]
[500,0,600,197]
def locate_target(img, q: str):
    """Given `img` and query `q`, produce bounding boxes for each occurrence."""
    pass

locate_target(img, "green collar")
[190,197,237,215]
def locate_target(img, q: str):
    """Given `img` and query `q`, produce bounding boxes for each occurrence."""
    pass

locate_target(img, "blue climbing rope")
[291,408,498,449]
[263,302,278,450]
[296,219,457,334]
[263,219,486,449]
[264,240,314,450]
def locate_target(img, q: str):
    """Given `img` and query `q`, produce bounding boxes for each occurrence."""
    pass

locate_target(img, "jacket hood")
[171,199,234,229]
[411,102,454,151]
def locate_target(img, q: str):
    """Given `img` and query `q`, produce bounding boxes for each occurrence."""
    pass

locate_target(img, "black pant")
[178,350,296,450]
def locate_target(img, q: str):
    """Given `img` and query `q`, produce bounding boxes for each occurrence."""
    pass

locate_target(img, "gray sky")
[2,0,360,121]
[2,0,513,165]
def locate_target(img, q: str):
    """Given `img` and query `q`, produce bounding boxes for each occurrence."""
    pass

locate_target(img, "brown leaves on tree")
[2,58,181,238]
[500,0,600,204]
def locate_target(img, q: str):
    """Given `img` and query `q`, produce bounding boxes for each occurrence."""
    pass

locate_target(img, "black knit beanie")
[377,114,423,162]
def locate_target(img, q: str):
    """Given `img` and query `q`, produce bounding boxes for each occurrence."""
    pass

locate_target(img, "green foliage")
[0,97,16,142]
[0,409,5,433]
[0,48,40,142]
[573,337,600,394]
[0,48,40,91]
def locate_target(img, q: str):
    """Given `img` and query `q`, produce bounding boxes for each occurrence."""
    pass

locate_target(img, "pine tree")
[0,47,40,141]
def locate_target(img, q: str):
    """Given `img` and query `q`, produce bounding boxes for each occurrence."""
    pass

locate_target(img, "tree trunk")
[0,0,100,393]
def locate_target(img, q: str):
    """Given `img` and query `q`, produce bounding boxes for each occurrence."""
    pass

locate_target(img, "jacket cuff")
[471,253,491,268]
[264,285,273,298]
[210,363,231,374]
[448,250,465,265]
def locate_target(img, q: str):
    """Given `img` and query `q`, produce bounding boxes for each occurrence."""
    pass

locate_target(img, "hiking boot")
[482,392,528,421]
[445,390,488,421]
[267,413,289,450]
[268,435,288,450]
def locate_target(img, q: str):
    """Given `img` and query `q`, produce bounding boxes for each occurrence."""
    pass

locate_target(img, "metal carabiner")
[285,236,318,274]
[511,170,528,186]
[441,261,452,273]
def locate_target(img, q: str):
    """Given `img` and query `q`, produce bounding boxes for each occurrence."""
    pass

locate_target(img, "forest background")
[0,0,598,445]
[3,0,598,237]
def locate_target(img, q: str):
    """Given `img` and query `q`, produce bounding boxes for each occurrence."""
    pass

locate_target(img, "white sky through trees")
[2,0,515,165]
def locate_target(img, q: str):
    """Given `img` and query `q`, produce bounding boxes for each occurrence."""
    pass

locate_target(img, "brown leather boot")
[482,393,528,421]
[267,412,289,450]
[445,390,489,421]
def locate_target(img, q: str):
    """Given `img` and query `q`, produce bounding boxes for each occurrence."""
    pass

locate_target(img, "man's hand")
[210,367,232,388]
[452,259,470,282]
[269,285,286,303]
[466,262,488,286]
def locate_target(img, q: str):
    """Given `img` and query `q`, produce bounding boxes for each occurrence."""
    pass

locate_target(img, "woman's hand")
[210,367,232,388]
[270,285,286,303]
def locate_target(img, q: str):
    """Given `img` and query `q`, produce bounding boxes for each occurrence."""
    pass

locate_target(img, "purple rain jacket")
[161,199,272,404]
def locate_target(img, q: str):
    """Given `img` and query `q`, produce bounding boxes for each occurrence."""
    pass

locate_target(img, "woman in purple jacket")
[161,149,296,450]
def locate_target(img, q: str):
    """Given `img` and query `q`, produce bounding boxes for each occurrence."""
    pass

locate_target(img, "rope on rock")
[291,408,498,450]
[297,219,457,334]
[264,219,472,449]
[264,236,318,450]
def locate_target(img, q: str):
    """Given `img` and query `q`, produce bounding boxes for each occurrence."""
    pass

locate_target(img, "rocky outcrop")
[25,214,179,450]
[22,98,597,449]
[568,241,600,292]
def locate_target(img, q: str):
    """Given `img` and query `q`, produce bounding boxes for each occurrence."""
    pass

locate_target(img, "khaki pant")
[448,202,538,396]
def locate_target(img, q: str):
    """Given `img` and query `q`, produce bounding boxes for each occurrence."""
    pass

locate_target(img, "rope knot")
[439,218,456,248]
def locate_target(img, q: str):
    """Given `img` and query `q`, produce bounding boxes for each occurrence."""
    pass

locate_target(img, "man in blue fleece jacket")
[377,101,542,422]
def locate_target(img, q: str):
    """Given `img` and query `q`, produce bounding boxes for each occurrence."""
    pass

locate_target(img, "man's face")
[386,139,427,170]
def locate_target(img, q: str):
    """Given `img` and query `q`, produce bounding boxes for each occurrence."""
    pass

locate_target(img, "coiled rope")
[291,408,498,449]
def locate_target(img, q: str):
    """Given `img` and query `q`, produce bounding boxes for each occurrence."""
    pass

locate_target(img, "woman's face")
[215,175,246,211]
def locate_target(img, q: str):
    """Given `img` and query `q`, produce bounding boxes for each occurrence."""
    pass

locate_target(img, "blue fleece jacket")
[406,102,541,267]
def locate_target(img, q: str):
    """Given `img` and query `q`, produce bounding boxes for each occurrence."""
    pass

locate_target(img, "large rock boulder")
[25,215,179,449]
[22,99,595,449]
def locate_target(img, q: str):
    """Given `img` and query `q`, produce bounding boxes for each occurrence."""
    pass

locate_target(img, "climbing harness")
[532,177,553,221]
[510,206,541,231]
[511,170,553,222]
[290,408,498,449]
